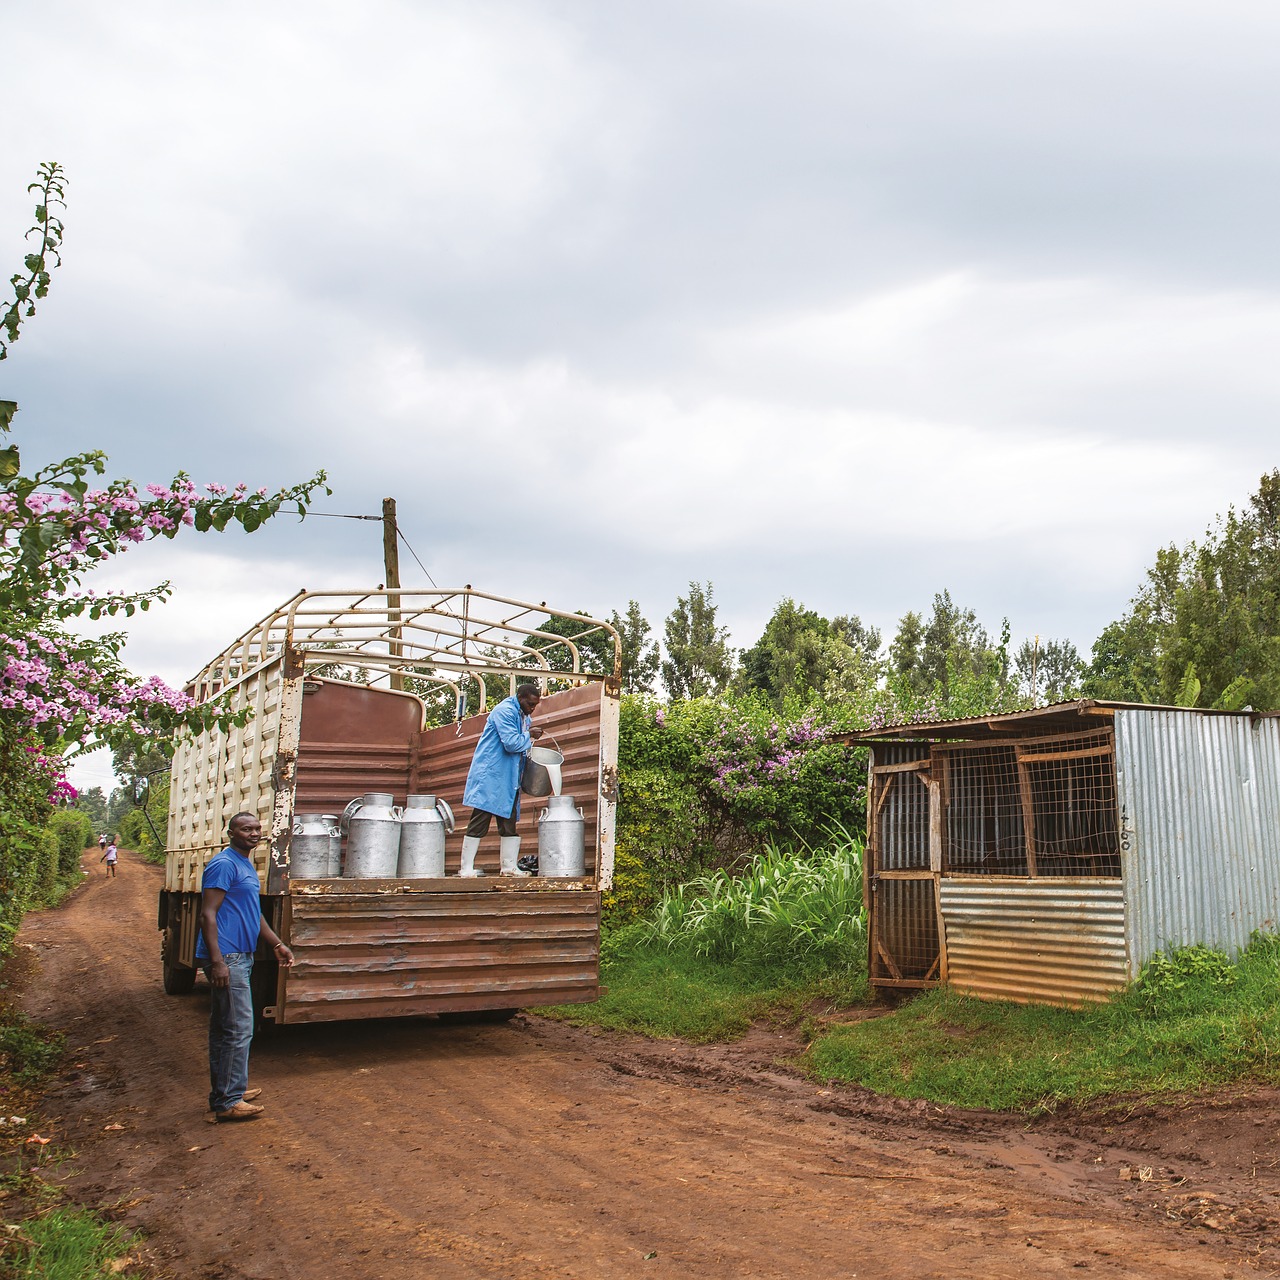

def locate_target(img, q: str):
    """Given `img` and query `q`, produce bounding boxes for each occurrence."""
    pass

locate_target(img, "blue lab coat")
[462,695,532,819]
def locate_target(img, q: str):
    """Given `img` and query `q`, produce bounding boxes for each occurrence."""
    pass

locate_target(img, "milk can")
[537,794,585,878]
[291,813,339,878]
[397,795,456,878]
[343,792,402,878]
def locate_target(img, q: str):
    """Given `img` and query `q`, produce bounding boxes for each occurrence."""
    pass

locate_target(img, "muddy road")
[13,851,1280,1278]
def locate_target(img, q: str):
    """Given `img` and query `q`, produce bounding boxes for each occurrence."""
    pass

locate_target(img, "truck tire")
[162,927,197,994]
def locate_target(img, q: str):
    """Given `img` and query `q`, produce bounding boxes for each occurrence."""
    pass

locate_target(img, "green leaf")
[1176,662,1201,708]
[0,445,19,479]
[0,399,17,434]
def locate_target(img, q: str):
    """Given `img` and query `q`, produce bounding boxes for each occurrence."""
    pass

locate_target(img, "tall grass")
[550,829,868,1039]
[641,826,866,972]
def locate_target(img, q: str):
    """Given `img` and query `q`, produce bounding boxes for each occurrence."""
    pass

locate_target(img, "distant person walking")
[197,812,294,1123]
[100,839,118,878]
[98,833,108,853]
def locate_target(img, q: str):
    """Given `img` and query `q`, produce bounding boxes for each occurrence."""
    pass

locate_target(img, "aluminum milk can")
[397,794,456,878]
[537,794,585,878]
[291,813,339,878]
[343,792,402,878]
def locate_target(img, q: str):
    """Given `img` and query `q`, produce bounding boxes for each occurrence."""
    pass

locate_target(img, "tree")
[1013,637,1085,704]
[661,581,734,700]
[73,786,108,830]
[1085,471,1280,710]
[609,600,659,694]
[739,598,882,708]
[889,592,990,699]
[524,612,618,675]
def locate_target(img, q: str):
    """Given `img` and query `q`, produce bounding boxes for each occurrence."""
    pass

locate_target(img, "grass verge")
[0,1002,143,1277]
[808,937,1280,1111]
[550,932,867,1041]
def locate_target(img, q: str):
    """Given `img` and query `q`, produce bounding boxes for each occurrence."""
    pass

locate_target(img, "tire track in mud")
[13,852,1271,1279]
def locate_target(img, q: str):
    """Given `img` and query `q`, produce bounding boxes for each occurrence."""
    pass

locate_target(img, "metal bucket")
[343,792,402,878]
[398,794,456,878]
[522,735,564,797]
[537,794,585,877]
[292,813,338,878]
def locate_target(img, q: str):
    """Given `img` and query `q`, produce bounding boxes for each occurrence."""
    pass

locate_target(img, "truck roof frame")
[186,587,622,716]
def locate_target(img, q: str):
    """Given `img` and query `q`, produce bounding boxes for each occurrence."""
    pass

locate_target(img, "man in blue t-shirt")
[197,812,294,1123]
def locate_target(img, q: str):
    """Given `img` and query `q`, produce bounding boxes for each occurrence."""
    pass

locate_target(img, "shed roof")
[838,699,1272,744]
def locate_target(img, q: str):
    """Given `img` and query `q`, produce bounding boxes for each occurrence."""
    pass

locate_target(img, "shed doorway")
[867,760,943,987]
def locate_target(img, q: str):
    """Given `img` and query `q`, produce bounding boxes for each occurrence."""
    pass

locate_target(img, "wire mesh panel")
[1018,732,1120,876]
[945,745,1027,875]
[872,877,941,981]
[941,729,1118,878]
[876,770,931,870]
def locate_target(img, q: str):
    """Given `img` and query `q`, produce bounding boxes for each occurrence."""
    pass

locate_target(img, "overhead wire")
[396,525,438,589]
[279,506,438,587]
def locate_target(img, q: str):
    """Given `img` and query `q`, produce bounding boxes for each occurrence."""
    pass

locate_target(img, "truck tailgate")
[278,880,600,1023]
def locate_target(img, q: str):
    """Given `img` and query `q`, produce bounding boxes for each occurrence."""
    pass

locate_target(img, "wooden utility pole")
[383,497,404,691]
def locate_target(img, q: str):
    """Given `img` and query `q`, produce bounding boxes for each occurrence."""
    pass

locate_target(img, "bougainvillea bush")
[0,163,329,949]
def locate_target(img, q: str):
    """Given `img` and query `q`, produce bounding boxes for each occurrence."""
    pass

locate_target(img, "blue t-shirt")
[195,848,263,959]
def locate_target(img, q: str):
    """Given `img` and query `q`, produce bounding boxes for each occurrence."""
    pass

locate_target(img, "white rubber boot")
[459,835,485,877]
[500,836,529,876]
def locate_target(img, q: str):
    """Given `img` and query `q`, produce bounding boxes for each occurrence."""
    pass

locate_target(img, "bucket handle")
[533,729,561,755]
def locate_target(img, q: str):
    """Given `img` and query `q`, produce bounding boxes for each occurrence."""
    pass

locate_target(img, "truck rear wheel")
[162,927,197,994]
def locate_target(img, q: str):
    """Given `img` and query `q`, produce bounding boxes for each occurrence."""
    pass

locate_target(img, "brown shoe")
[242,1089,262,1102]
[211,1100,264,1123]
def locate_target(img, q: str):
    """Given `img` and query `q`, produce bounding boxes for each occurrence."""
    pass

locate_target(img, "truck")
[159,587,621,1026]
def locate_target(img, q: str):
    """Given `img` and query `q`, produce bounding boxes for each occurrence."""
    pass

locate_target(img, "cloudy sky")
[5,1,1280,791]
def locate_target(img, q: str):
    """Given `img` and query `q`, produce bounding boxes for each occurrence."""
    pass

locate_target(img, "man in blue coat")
[460,683,544,876]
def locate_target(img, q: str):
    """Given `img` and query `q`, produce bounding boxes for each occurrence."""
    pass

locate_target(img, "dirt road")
[13,850,1280,1278]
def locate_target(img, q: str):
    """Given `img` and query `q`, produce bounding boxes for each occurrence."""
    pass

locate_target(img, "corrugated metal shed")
[856,703,1280,1007]
[1116,708,1280,971]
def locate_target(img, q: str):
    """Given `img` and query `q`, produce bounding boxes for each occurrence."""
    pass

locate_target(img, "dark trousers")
[466,806,518,838]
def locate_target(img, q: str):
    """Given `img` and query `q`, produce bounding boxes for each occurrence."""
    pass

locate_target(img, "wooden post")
[382,497,403,691]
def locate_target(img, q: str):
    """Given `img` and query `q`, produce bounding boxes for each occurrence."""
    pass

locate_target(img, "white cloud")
[5,0,1280,799]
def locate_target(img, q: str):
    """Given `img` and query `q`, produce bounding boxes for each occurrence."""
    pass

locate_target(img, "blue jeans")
[204,952,254,1112]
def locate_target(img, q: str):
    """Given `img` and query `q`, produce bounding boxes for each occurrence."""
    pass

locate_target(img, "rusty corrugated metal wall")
[1115,708,1280,972]
[281,882,600,1022]
[293,680,425,815]
[940,878,1128,1005]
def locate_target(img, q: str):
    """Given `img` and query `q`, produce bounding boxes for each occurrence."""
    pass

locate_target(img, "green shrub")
[602,840,657,924]
[34,827,59,901]
[47,810,93,877]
